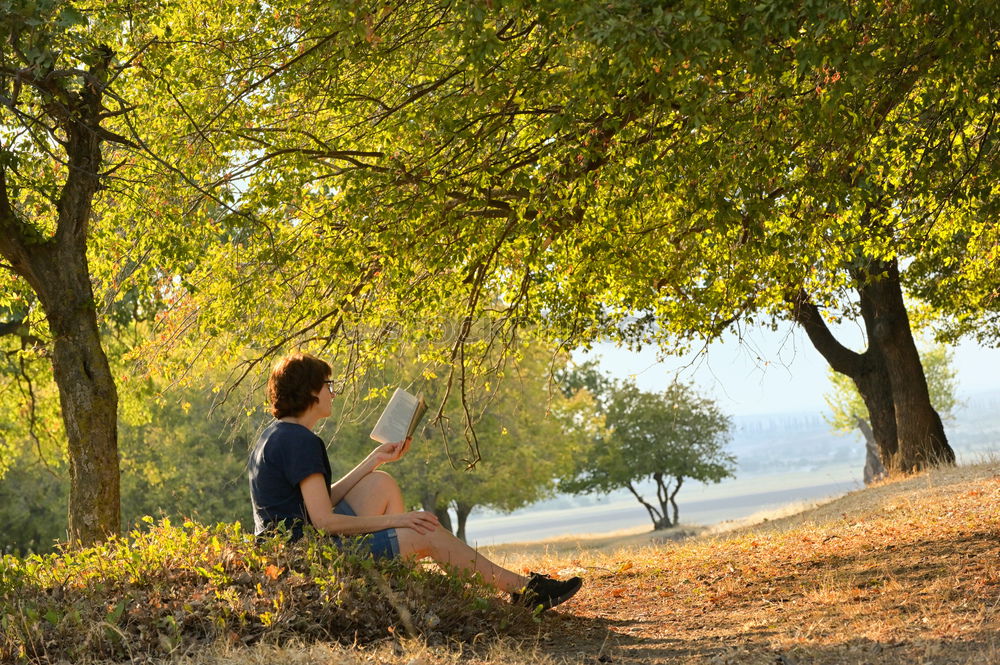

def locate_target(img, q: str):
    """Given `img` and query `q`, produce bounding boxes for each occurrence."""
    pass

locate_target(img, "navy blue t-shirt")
[248,421,332,540]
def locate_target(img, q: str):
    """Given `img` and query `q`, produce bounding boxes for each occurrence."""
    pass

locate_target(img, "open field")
[5,463,998,664]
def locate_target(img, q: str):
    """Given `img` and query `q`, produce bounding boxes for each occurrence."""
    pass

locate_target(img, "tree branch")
[788,289,865,376]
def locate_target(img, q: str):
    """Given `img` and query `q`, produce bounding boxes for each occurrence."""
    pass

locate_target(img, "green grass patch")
[0,518,531,663]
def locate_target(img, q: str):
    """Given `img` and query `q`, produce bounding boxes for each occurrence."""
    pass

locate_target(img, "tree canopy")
[129,0,995,469]
[1,0,997,540]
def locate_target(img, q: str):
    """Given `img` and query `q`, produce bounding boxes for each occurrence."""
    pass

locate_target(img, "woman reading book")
[248,352,582,611]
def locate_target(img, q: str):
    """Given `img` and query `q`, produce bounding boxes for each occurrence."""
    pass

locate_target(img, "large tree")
[138,0,995,475]
[0,2,131,543]
[0,0,238,544]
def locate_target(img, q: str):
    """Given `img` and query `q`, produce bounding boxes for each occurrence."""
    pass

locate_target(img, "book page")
[370,388,419,444]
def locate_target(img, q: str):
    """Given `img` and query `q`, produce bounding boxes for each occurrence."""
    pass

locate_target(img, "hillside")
[3,463,997,665]
[498,461,1000,664]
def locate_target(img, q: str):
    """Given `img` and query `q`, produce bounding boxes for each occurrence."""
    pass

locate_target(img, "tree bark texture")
[863,260,955,470]
[38,247,121,544]
[0,53,122,545]
[791,258,955,475]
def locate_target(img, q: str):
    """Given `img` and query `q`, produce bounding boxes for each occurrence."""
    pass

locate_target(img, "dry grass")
[5,463,998,664]
[500,462,1000,664]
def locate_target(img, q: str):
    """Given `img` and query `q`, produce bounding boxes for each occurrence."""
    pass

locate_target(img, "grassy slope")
[511,462,1000,664]
[291,462,1000,665]
[8,463,998,665]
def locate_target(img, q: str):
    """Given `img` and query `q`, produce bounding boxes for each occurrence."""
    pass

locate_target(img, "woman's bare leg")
[344,470,526,592]
[395,526,526,593]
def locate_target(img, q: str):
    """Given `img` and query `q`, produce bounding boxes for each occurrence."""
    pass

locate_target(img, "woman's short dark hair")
[267,353,331,419]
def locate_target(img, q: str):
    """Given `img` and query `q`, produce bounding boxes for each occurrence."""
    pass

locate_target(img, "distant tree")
[560,378,735,530]
[825,344,959,484]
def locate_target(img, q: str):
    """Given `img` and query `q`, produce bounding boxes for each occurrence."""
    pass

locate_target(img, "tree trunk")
[855,416,887,485]
[653,473,671,528]
[792,290,898,469]
[3,239,121,545]
[853,285,900,466]
[791,258,954,476]
[454,501,474,543]
[668,476,683,526]
[36,250,120,544]
[0,49,123,545]
[864,259,955,470]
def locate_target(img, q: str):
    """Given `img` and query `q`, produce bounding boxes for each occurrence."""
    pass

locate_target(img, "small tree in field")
[825,344,959,484]
[560,378,735,530]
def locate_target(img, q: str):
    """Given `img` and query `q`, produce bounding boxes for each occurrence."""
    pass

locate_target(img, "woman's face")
[315,379,335,418]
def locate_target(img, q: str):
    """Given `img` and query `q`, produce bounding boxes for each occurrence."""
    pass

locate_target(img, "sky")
[578,321,1000,417]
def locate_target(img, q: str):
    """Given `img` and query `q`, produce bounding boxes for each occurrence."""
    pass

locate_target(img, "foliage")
[106,0,996,473]
[559,374,735,529]
[0,518,532,663]
[325,334,589,540]
[125,0,998,346]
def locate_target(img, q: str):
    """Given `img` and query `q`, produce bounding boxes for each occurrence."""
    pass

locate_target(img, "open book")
[369,387,428,444]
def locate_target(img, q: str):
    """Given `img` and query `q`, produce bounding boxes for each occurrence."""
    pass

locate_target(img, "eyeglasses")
[324,381,337,395]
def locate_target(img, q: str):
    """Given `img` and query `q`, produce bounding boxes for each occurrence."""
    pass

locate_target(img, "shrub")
[0,519,530,663]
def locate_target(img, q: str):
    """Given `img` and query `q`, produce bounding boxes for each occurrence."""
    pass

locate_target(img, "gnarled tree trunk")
[864,260,954,470]
[791,257,954,475]
[0,50,122,545]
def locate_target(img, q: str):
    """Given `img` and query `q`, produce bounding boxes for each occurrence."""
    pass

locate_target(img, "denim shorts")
[331,499,401,559]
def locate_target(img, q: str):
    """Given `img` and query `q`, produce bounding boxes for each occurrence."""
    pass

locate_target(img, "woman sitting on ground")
[248,352,582,611]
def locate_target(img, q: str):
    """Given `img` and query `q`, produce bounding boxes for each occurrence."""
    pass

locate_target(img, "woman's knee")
[344,469,404,515]
[369,469,398,488]
[353,469,398,494]
[395,526,437,559]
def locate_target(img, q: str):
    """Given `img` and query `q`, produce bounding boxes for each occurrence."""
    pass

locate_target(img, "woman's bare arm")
[327,438,411,505]
[301,473,437,535]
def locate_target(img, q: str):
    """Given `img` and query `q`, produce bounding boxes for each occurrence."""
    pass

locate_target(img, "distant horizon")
[579,322,1000,417]
[728,385,1000,422]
